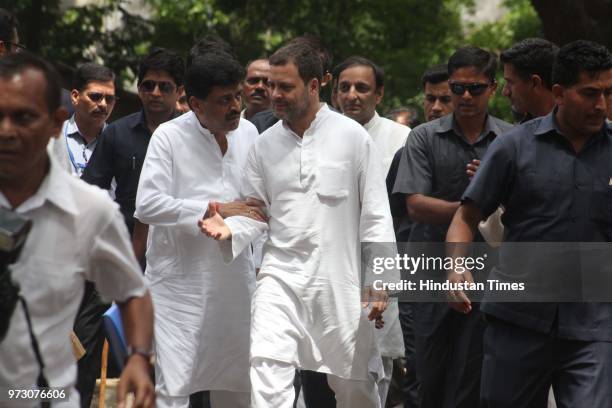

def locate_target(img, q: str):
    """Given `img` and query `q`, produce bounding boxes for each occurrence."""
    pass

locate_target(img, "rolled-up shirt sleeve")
[462,134,516,218]
[393,127,432,196]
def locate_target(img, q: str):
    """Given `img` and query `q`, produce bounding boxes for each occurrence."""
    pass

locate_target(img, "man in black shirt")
[448,40,612,408]
[77,48,183,408]
[82,48,184,258]
[394,46,512,408]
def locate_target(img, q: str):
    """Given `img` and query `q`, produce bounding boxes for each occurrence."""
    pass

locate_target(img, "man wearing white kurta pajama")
[135,51,260,408]
[335,56,409,405]
[200,42,397,408]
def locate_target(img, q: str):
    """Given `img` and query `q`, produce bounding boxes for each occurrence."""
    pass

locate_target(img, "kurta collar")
[363,111,380,132]
[281,102,329,139]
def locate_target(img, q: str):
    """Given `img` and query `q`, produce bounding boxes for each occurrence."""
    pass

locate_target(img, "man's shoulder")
[489,115,514,134]
[59,169,119,217]
[106,111,141,130]
[378,115,411,134]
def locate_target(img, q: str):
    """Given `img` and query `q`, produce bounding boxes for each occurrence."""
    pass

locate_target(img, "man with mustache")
[393,46,512,408]
[135,46,262,408]
[242,58,271,121]
[77,48,183,407]
[50,63,116,177]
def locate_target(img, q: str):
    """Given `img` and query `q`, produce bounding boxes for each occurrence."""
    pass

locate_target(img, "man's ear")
[375,85,384,105]
[0,41,7,56]
[188,95,200,112]
[50,107,69,137]
[530,74,543,90]
[309,78,320,95]
[70,89,79,107]
[552,84,564,106]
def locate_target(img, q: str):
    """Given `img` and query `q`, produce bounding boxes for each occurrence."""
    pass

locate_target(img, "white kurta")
[135,113,258,396]
[363,112,410,176]
[363,112,407,359]
[221,104,397,381]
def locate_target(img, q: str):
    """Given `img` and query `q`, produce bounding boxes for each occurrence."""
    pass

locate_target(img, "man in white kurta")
[135,52,259,408]
[334,56,410,175]
[335,56,408,405]
[200,42,397,408]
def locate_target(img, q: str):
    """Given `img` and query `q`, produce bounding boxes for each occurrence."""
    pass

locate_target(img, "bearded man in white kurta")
[335,56,408,406]
[135,51,262,408]
[200,42,397,408]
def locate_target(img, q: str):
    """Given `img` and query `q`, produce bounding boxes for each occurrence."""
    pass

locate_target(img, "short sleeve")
[462,134,516,218]
[393,127,433,196]
[87,206,147,303]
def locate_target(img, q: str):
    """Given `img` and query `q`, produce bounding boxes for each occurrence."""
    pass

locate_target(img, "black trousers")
[73,282,113,408]
[399,302,419,407]
[481,316,612,408]
[414,302,486,408]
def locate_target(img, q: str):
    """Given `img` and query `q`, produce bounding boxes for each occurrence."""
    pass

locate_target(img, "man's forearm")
[132,221,149,270]
[119,292,154,352]
[446,203,481,243]
[406,194,460,224]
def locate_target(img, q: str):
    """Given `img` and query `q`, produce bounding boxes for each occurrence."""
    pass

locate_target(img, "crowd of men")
[1,6,612,408]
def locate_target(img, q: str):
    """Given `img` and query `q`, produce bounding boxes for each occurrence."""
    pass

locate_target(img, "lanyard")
[64,123,89,175]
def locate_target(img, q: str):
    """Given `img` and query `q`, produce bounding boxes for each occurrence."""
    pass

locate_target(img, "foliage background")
[3,0,607,122]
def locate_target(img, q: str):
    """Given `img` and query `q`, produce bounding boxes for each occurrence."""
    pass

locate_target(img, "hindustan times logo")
[371,253,487,275]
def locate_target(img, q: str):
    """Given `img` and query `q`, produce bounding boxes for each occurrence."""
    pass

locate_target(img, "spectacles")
[139,80,176,94]
[87,92,117,104]
[449,82,491,96]
[3,41,26,53]
[245,76,269,86]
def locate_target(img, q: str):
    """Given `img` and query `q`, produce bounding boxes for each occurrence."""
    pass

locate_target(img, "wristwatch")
[125,345,155,365]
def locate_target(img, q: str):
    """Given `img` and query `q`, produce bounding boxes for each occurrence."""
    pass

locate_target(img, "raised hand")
[198,202,232,240]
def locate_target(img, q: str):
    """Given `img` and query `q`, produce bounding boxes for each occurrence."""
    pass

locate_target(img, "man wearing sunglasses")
[393,46,512,408]
[50,63,115,178]
[449,40,612,408]
[242,58,271,121]
[83,48,183,240]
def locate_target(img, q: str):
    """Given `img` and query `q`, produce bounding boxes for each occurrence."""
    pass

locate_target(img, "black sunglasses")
[87,92,117,104]
[139,80,176,94]
[449,82,491,96]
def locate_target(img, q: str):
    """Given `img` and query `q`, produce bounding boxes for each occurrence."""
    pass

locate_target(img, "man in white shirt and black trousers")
[0,53,154,408]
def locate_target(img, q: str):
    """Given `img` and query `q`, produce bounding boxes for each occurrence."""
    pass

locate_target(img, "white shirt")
[0,156,147,406]
[135,112,258,395]
[363,112,410,176]
[221,104,398,380]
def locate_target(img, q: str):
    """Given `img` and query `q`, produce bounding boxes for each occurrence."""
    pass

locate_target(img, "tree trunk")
[531,0,612,49]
